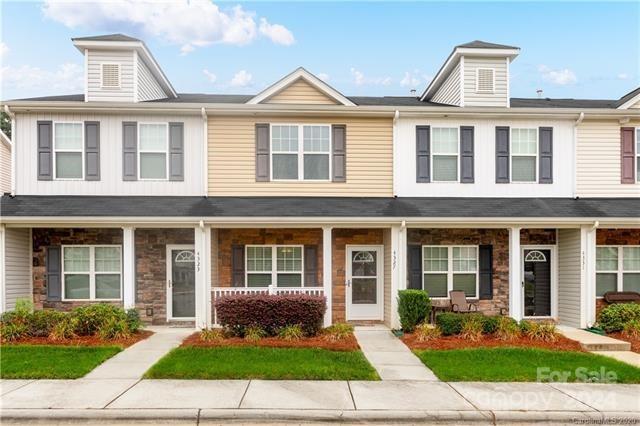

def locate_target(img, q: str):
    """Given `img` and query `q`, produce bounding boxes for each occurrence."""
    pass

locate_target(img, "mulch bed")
[402,333,583,352]
[2,330,153,348]
[609,332,640,353]
[182,332,360,351]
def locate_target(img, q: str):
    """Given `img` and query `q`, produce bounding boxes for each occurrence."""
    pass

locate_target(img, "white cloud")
[0,42,8,58]
[618,73,629,80]
[258,18,294,46]
[203,69,217,83]
[350,68,391,86]
[317,73,330,82]
[538,65,577,85]
[400,71,421,88]
[230,69,252,87]
[42,0,294,52]
[1,62,83,93]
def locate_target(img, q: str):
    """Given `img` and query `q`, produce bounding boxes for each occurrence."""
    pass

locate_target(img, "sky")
[1,0,639,101]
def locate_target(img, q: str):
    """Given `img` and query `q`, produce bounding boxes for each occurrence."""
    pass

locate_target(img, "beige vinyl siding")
[87,50,135,102]
[557,229,582,327]
[576,119,640,197]
[0,140,10,194]
[208,115,393,196]
[432,62,461,106]
[137,57,166,101]
[383,228,392,326]
[264,79,338,105]
[3,228,31,311]
[462,57,508,107]
[630,99,640,109]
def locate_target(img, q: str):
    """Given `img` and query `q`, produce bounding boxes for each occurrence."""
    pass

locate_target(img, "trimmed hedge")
[397,290,431,332]
[215,294,326,337]
[436,312,464,336]
[598,303,640,333]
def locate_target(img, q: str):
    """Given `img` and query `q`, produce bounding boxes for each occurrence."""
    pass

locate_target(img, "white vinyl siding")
[15,112,204,195]
[557,229,582,328]
[87,50,134,102]
[431,62,461,106]
[463,57,508,107]
[0,139,10,194]
[2,228,31,312]
[137,58,167,101]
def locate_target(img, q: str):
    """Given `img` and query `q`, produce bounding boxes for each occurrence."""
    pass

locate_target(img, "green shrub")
[495,316,520,341]
[50,316,78,341]
[524,321,559,342]
[28,310,66,337]
[14,299,34,316]
[436,312,464,335]
[278,324,305,341]
[73,304,126,336]
[414,322,442,342]
[397,290,431,332]
[200,328,225,342]
[519,319,533,334]
[98,317,131,340]
[622,320,640,339]
[482,316,499,334]
[244,326,267,342]
[0,322,28,341]
[323,322,354,342]
[125,309,142,333]
[461,315,484,341]
[598,303,640,333]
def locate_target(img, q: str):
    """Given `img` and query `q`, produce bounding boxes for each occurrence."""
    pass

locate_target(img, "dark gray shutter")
[255,124,270,182]
[332,124,346,182]
[479,245,493,300]
[122,122,137,181]
[460,126,475,183]
[37,121,53,180]
[407,245,422,290]
[416,126,430,183]
[46,246,62,301]
[621,127,635,184]
[495,126,510,183]
[84,121,100,181]
[169,122,184,181]
[539,127,553,184]
[304,245,318,287]
[231,245,245,287]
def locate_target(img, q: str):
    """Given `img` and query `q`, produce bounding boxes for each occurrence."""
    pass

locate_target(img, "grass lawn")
[0,345,122,379]
[145,346,379,380]
[415,347,640,383]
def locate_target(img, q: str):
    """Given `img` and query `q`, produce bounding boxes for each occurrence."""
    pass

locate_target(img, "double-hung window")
[246,245,303,287]
[511,128,537,182]
[62,246,122,300]
[271,124,331,180]
[422,246,478,298]
[54,122,84,179]
[596,246,640,296]
[139,123,168,180]
[431,128,459,182]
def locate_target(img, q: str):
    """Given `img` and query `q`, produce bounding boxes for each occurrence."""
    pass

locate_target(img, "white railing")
[212,285,325,324]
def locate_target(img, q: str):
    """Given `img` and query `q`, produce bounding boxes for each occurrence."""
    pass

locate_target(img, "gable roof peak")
[71,33,141,42]
[456,40,520,50]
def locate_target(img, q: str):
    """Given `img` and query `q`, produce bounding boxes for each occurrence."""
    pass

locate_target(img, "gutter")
[4,105,15,196]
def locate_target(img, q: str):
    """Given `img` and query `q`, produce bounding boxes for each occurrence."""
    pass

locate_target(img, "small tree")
[1,111,11,139]
[397,289,431,332]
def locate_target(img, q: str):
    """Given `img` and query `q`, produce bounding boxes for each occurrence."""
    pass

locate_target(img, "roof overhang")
[617,90,640,110]
[72,39,177,98]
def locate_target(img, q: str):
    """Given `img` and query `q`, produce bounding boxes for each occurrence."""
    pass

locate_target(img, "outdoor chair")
[449,290,478,313]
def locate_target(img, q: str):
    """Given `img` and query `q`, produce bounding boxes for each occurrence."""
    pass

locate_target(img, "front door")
[522,248,552,317]
[167,245,196,320]
[346,246,383,321]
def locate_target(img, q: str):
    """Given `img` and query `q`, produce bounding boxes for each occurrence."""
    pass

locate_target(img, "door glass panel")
[523,249,551,317]
[351,250,377,305]
[352,278,377,304]
[352,251,377,276]
[171,249,195,318]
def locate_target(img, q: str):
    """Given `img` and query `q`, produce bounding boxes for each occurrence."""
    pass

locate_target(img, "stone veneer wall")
[32,228,123,310]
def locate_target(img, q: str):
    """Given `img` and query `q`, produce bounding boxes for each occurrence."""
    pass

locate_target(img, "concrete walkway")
[2,379,639,423]
[558,326,640,368]
[83,326,192,379]
[354,325,438,381]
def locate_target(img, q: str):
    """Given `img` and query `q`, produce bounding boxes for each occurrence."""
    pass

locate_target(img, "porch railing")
[211,285,324,325]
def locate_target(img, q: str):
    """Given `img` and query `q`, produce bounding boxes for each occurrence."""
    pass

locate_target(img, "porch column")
[508,227,523,320]
[322,226,333,327]
[582,225,597,328]
[390,224,404,329]
[0,225,5,313]
[122,226,135,309]
[194,224,212,329]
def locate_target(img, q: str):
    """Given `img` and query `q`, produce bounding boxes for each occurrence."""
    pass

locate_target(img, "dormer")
[72,34,177,103]
[420,40,520,108]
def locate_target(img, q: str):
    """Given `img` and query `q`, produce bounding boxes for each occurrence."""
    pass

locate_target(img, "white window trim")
[269,123,332,182]
[100,62,121,89]
[137,122,169,181]
[245,244,304,287]
[61,245,123,301]
[421,245,479,299]
[53,121,84,181]
[430,127,460,183]
[475,67,495,93]
[596,245,640,298]
[510,127,538,183]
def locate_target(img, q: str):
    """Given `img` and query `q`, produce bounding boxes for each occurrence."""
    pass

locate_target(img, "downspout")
[4,105,15,196]
[201,107,208,197]
[572,112,585,198]
[392,110,400,196]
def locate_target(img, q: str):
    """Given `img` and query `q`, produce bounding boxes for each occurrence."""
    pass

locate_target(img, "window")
[431,128,458,182]
[636,128,639,182]
[271,124,331,180]
[423,246,478,298]
[511,128,537,182]
[101,63,120,88]
[54,122,83,179]
[246,245,303,287]
[139,123,168,180]
[596,246,640,297]
[62,246,122,300]
[476,68,495,93]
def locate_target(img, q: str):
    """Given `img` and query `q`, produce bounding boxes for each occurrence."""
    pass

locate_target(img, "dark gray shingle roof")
[456,40,520,50]
[616,87,640,108]
[510,98,618,109]
[72,34,141,42]
[2,196,638,218]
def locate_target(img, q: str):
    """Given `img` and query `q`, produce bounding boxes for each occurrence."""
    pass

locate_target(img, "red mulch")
[182,332,360,351]
[2,330,153,348]
[402,332,584,352]
[609,332,640,353]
